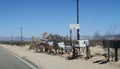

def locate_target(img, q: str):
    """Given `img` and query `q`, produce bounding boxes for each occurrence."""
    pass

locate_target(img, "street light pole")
[76,0,80,40]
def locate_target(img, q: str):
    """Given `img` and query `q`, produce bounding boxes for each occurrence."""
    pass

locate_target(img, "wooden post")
[72,45,76,58]
[86,44,88,60]
[115,47,118,62]
[70,29,72,46]
[107,44,110,61]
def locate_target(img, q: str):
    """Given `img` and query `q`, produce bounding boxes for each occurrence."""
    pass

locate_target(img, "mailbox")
[103,40,120,62]
[103,40,120,48]
[77,40,89,47]
[110,40,120,48]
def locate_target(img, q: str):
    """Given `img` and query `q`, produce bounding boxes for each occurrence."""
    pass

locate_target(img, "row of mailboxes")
[103,40,120,62]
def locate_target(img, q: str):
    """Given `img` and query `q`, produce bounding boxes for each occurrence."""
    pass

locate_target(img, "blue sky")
[0,0,120,37]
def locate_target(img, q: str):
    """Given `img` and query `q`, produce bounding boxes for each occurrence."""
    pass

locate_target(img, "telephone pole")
[20,27,23,42]
[11,34,13,42]
[76,0,80,40]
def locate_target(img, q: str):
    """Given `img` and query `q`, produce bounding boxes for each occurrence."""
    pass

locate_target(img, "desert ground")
[0,44,120,69]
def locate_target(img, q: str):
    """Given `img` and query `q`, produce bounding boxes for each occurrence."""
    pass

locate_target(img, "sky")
[0,0,120,38]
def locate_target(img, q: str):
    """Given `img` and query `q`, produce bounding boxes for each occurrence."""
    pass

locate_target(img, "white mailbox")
[78,40,89,47]
[58,42,65,49]
[48,41,54,46]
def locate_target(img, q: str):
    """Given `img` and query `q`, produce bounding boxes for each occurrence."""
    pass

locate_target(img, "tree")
[93,31,102,40]
[31,36,39,42]
[46,34,70,45]
[42,32,48,40]
[103,24,119,40]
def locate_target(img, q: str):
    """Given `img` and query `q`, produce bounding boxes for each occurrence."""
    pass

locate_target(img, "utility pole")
[70,29,72,46]
[20,27,23,42]
[76,0,80,40]
[11,34,13,42]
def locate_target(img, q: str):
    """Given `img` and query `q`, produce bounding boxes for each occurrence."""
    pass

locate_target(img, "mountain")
[0,37,10,41]
[72,36,93,40]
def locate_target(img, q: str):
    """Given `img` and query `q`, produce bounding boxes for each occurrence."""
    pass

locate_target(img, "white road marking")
[0,45,37,69]
[13,54,37,69]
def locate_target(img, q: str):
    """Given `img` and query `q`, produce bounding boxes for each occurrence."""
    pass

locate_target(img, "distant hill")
[0,36,93,42]
[80,36,93,40]
[0,36,31,41]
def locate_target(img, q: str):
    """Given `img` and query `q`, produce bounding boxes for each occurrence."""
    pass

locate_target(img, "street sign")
[70,24,80,30]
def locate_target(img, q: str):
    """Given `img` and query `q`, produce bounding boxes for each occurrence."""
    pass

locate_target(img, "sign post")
[69,24,80,58]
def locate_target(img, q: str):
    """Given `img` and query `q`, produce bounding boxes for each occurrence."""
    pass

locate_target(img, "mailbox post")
[111,40,119,62]
[103,40,110,62]
[85,42,89,60]
[115,47,118,62]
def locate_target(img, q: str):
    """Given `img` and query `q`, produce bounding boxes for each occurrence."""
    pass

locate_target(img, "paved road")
[0,46,35,69]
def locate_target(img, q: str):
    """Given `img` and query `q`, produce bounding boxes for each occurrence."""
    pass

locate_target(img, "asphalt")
[0,46,35,69]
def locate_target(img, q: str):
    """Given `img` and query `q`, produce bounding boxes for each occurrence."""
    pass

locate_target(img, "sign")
[77,40,89,47]
[70,24,80,30]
